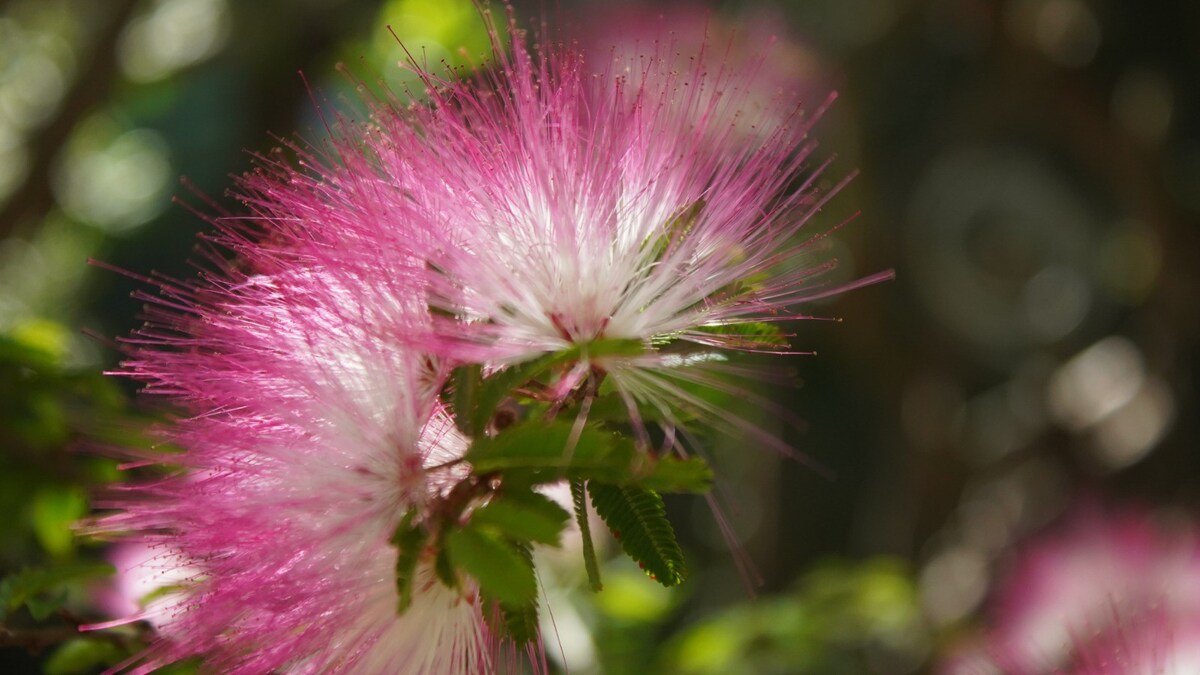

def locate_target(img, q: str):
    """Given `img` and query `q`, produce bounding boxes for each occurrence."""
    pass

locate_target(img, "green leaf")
[467,419,712,492]
[149,657,203,675]
[444,524,537,607]
[489,538,542,643]
[0,561,114,621]
[571,479,603,592]
[452,364,483,436]
[30,486,87,558]
[390,509,427,613]
[692,321,789,349]
[434,545,458,590]
[465,420,630,483]
[44,637,124,675]
[586,391,677,424]
[644,199,705,262]
[467,338,646,434]
[469,353,563,435]
[574,338,647,360]
[589,483,686,587]
[496,599,540,645]
[470,489,570,546]
[633,457,713,493]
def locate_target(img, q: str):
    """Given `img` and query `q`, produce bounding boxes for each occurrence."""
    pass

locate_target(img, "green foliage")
[633,455,715,493]
[433,545,457,590]
[643,199,705,263]
[433,338,721,644]
[452,363,483,436]
[44,637,125,675]
[589,483,686,587]
[444,524,537,608]
[0,322,140,568]
[592,564,678,623]
[479,541,539,646]
[460,353,558,436]
[466,419,712,492]
[665,559,928,675]
[390,509,427,612]
[452,338,645,435]
[693,321,790,349]
[491,596,539,646]
[30,486,88,559]
[469,489,570,546]
[0,561,113,621]
[571,479,603,592]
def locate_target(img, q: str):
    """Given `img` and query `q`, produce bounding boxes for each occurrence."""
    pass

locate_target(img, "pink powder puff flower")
[325,8,891,448]
[90,257,522,673]
[90,4,885,671]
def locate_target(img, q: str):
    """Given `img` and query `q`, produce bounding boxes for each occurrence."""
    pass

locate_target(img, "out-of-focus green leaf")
[633,457,713,493]
[30,486,87,558]
[0,561,114,621]
[664,558,928,675]
[44,637,125,675]
[593,566,676,622]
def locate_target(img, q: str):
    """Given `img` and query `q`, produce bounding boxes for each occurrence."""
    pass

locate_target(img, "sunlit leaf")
[691,321,789,349]
[589,483,686,587]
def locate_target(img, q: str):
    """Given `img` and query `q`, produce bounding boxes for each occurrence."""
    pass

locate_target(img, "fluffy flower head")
[253,8,890,429]
[94,7,881,673]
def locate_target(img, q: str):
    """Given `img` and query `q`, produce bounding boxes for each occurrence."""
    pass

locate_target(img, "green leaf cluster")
[391,336,721,646]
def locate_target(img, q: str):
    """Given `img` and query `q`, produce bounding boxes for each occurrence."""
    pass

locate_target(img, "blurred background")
[1,0,1197,673]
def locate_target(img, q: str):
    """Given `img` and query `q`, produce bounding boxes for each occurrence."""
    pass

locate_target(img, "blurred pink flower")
[1072,610,1200,675]
[571,0,824,114]
[943,504,1200,674]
